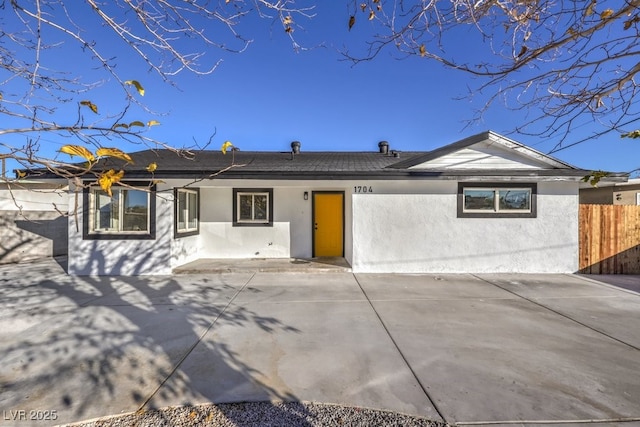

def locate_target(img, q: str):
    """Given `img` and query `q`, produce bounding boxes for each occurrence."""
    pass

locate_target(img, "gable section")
[409,140,550,170]
[399,131,576,171]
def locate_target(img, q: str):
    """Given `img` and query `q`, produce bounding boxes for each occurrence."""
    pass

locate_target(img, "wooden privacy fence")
[579,204,640,274]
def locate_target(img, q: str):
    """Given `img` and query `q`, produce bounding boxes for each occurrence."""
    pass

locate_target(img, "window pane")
[94,190,119,231]
[239,195,253,220]
[499,189,530,211]
[464,190,495,210]
[254,195,268,220]
[177,191,187,230]
[187,192,198,229]
[122,190,149,231]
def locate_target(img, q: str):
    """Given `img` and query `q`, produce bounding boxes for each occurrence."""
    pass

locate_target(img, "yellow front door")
[313,192,344,257]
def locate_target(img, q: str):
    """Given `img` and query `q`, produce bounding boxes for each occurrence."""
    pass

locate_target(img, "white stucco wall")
[0,181,68,211]
[199,223,290,258]
[197,187,292,259]
[1,181,69,263]
[171,233,200,269]
[66,178,579,275]
[68,184,174,276]
[351,181,579,273]
[195,183,348,260]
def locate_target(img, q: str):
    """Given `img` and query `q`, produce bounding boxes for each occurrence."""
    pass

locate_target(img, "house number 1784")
[354,186,373,193]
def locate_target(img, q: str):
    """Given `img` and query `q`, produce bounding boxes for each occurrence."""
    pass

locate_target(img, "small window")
[233,188,273,226]
[458,183,536,218]
[175,188,199,237]
[83,183,156,239]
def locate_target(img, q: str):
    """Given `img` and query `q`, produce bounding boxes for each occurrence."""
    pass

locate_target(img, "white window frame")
[237,192,269,223]
[175,188,199,236]
[86,185,153,238]
[233,188,273,226]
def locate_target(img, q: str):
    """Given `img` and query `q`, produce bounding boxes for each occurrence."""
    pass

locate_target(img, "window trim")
[232,188,273,226]
[83,181,156,240]
[457,183,537,218]
[174,187,200,238]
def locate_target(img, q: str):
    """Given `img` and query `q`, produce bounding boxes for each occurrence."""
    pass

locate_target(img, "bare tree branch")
[3,0,640,176]
[1,0,314,182]
[343,0,640,145]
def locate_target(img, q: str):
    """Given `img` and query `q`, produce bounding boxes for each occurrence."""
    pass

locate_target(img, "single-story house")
[19,131,628,275]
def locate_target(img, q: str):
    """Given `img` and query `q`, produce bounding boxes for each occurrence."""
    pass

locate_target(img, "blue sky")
[4,2,640,175]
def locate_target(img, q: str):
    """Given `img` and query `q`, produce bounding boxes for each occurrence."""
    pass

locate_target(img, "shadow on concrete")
[0,251,308,426]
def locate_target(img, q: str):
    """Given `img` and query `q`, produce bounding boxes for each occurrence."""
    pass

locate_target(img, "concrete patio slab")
[581,274,640,294]
[1,259,639,427]
[0,268,255,427]
[355,273,515,301]
[475,273,634,298]
[173,257,351,274]
[79,274,251,308]
[146,299,442,421]
[367,296,640,424]
[1,303,220,426]
[233,272,365,304]
[477,274,640,351]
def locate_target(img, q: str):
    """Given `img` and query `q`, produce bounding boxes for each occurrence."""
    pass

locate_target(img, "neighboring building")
[580,178,640,205]
[0,179,68,264]
[19,131,628,275]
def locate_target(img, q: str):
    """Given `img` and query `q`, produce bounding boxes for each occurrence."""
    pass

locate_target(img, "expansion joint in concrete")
[138,272,257,410]
[472,275,640,353]
[351,273,448,424]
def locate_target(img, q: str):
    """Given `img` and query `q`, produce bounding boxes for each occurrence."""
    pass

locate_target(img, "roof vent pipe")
[378,141,389,154]
[291,141,301,154]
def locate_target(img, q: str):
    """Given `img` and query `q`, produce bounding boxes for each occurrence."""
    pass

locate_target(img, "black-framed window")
[174,187,199,238]
[233,188,273,226]
[83,182,156,240]
[458,183,537,218]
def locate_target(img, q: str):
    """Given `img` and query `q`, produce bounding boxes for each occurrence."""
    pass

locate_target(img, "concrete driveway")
[0,259,639,426]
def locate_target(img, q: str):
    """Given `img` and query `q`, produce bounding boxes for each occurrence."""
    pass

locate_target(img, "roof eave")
[386,131,579,170]
[61,168,621,182]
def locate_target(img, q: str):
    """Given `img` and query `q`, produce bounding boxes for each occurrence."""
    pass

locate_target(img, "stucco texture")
[68,190,174,276]
[351,182,578,273]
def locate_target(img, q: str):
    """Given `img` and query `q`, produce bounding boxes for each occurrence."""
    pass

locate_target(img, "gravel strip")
[69,402,448,427]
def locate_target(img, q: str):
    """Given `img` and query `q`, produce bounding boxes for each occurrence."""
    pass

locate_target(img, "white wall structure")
[68,183,174,276]
[351,182,579,273]
[0,180,68,263]
[65,177,582,275]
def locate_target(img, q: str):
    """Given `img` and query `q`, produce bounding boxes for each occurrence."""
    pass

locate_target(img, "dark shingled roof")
[54,148,602,181]
[20,131,627,181]
[21,148,613,180]
[81,149,428,179]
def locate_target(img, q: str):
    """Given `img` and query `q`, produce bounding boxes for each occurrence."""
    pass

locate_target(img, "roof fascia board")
[485,131,576,170]
[387,131,577,170]
[386,131,492,169]
[72,168,615,182]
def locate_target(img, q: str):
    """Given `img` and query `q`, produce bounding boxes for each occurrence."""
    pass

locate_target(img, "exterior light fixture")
[304,191,308,200]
